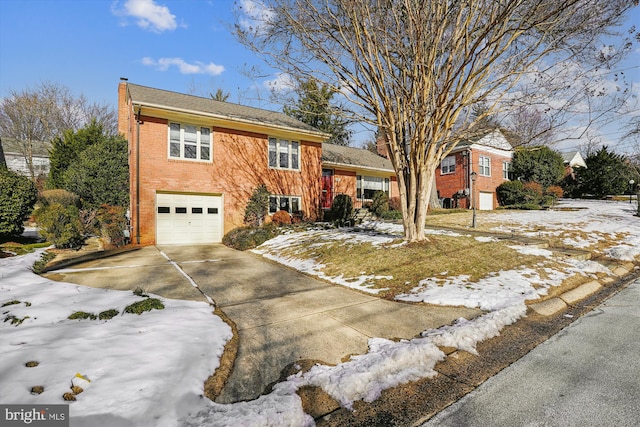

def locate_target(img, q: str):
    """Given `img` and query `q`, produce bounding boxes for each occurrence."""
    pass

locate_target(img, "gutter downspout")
[135,106,141,245]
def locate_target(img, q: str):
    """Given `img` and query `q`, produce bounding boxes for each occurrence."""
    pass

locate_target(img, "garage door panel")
[156,193,223,244]
[479,192,494,210]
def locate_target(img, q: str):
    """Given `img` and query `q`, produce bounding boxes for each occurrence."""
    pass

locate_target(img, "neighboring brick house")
[118,81,328,245]
[436,130,513,210]
[320,143,398,209]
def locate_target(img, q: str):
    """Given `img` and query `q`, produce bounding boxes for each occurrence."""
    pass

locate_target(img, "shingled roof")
[321,143,394,172]
[126,83,327,137]
[1,137,50,157]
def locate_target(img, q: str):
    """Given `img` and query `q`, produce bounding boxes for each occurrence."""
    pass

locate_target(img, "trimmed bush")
[39,189,80,208]
[329,194,353,227]
[244,184,270,227]
[222,225,279,251]
[62,136,129,208]
[0,168,37,237]
[272,210,292,225]
[96,204,128,247]
[35,203,84,248]
[371,190,389,217]
[523,181,543,205]
[292,210,305,223]
[380,210,403,220]
[544,185,564,202]
[496,180,525,206]
[388,197,401,212]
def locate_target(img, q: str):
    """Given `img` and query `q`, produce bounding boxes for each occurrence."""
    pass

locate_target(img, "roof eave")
[321,160,395,174]
[133,100,330,142]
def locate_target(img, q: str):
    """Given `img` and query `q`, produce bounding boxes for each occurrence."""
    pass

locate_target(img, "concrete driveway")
[45,244,481,403]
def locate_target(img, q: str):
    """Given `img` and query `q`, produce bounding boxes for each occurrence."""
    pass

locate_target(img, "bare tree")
[237,0,637,241]
[0,82,117,180]
[505,106,556,148]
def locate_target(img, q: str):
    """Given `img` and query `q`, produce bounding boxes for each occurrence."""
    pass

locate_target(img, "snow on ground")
[396,255,610,311]
[1,200,638,426]
[486,199,640,260]
[0,250,232,427]
[253,229,394,294]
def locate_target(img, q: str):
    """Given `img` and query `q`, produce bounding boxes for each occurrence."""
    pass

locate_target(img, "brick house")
[320,143,398,209]
[118,81,328,245]
[435,130,513,210]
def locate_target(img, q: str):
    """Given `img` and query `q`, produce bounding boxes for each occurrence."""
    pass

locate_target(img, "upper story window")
[479,156,491,176]
[269,138,299,170]
[357,175,390,199]
[169,123,211,161]
[502,161,513,180]
[441,156,456,174]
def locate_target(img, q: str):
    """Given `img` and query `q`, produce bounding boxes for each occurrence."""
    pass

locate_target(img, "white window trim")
[479,156,491,177]
[269,138,300,170]
[269,195,302,213]
[356,175,390,199]
[168,122,212,162]
[441,156,456,174]
[502,161,512,180]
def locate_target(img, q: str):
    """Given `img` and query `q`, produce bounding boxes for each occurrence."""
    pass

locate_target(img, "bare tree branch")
[0,81,117,180]
[236,0,637,241]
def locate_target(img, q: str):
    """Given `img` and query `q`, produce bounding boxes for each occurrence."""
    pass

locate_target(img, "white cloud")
[114,0,177,32]
[141,57,225,76]
[263,73,295,92]
[236,0,275,34]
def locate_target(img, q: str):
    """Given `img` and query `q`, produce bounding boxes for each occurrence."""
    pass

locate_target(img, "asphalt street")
[422,277,640,427]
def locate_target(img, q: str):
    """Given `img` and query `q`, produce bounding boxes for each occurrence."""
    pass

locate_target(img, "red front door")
[321,169,334,209]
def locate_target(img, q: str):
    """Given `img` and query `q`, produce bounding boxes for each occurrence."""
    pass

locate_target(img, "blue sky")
[0,0,638,151]
[0,1,271,107]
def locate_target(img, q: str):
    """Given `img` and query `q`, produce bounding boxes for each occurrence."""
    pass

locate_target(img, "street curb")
[529,298,567,316]
[560,280,602,305]
[529,264,637,316]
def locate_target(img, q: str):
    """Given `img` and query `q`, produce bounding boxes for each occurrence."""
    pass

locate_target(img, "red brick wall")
[119,82,322,245]
[472,150,511,209]
[332,169,357,200]
[325,169,398,209]
[434,149,511,210]
[436,152,468,208]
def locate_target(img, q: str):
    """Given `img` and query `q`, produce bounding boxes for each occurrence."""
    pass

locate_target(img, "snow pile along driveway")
[0,250,232,427]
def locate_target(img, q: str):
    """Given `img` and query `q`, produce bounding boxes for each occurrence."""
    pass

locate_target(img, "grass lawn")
[265,224,587,300]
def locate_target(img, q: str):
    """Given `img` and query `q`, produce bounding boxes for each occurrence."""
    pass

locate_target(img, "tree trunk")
[429,173,440,210]
[0,138,6,169]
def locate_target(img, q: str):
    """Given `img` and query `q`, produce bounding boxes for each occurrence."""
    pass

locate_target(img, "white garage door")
[478,192,494,210]
[156,193,223,244]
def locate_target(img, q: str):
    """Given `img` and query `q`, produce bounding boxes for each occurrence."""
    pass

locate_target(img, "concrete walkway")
[45,244,481,403]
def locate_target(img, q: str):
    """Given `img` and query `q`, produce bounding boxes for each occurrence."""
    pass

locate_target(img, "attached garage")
[156,193,223,244]
[478,192,494,210]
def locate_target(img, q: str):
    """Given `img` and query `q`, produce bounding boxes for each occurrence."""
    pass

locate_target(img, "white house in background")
[562,151,587,169]
[0,137,50,177]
